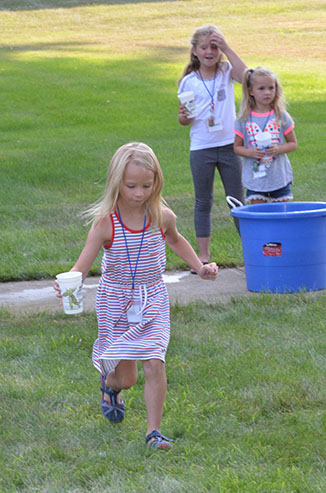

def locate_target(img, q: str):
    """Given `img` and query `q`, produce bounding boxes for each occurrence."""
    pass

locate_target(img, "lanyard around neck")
[198,69,217,111]
[117,207,146,291]
[250,110,272,147]
[251,110,272,132]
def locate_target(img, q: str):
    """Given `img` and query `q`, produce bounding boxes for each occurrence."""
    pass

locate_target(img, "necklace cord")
[198,68,217,111]
[117,207,146,291]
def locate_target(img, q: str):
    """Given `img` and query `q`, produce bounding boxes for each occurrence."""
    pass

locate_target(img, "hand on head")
[209,32,227,51]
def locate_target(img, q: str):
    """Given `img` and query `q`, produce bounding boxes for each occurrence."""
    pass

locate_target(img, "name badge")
[207,118,224,133]
[217,89,226,101]
[127,301,143,324]
[253,163,267,179]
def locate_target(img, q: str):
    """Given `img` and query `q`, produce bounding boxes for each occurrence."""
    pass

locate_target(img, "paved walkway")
[0,267,251,314]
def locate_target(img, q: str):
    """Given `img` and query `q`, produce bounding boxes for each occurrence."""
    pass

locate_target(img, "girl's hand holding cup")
[54,279,62,299]
[266,144,279,157]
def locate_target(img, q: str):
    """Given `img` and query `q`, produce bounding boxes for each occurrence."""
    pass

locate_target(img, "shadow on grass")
[0,0,177,10]
[1,41,96,52]
[0,41,187,59]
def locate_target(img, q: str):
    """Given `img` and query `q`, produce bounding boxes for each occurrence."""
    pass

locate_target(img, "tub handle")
[226,195,244,209]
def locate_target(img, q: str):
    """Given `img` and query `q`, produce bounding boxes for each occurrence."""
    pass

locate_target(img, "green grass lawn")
[0,0,325,280]
[1,1,326,491]
[1,293,326,491]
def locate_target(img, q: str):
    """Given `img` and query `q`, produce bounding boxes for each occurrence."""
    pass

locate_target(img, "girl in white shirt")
[178,25,246,268]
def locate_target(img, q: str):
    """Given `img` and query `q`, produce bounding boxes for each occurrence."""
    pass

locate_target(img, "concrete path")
[0,267,251,314]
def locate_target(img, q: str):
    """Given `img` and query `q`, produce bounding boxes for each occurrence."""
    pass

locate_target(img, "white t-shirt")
[178,62,236,151]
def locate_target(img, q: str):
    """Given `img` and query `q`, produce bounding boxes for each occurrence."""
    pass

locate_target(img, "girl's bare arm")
[163,208,218,280]
[70,217,112,280]
[210,33,247,83]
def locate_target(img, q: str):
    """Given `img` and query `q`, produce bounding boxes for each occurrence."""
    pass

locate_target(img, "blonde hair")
[178,25,227,85]
[238,67,287,122]
[85,142,167,229]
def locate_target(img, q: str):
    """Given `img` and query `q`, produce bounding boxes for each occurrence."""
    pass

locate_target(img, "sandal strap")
[100,387,122,408]
[100,374,121,399]
[100,387,121,397]
[145,429,174,444]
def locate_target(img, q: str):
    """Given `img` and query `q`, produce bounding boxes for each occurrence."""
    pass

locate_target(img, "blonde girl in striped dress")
[55,142,218,449]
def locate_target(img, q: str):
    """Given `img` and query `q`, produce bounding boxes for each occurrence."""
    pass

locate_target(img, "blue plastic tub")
[231,202,326,293]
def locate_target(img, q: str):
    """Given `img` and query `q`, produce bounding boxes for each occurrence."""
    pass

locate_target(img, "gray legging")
[190,144,244,236]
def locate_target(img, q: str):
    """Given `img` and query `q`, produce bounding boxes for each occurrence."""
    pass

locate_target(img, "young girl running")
[55,142,218,450]
[234,67,298,203]
[178,25,246,267]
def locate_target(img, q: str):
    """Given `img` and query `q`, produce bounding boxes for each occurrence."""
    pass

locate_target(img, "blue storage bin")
[231,202,326,292]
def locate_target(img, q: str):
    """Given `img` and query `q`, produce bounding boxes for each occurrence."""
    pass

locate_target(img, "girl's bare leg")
[196,236,210,263]
[104,360,138,404]
[142,359,167,437]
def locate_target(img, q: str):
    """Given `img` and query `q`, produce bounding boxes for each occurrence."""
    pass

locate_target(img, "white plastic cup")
[56,271,83,315]
[178,90,198,118]
[255,131,272,149]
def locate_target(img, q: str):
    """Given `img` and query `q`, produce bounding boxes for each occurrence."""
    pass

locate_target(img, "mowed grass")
[1,1,326,491]
[0,0,325,279]
[1,292,326,491]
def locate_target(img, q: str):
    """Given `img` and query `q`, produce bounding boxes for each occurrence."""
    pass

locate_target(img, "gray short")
[190,144,244,237]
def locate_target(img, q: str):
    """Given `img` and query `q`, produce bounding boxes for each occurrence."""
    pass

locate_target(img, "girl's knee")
[120,374,137,389]
[142,359,165,378]
[114,361,138,389]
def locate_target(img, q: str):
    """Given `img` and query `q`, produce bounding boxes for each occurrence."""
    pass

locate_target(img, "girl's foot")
[145,430,174,450]
[100,375,125,423]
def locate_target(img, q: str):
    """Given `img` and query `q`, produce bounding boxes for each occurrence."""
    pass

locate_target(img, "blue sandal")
[100,375,125,423]
[145,430,174,450]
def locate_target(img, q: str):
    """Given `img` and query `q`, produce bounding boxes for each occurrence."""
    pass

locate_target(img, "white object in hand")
[56,271,83,314]
[255,131,272,149]
[178,91,198,118]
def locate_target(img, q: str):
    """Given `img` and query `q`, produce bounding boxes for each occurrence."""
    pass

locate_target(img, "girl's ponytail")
[245,68,254,87]
[237,68,254,121]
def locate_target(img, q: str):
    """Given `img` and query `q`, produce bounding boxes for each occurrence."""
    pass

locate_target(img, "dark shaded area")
[1,0,177,10]
[0,41,186,58]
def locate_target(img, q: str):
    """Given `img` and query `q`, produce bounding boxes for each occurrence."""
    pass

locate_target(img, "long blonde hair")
[178,24,227,85]
[85,142,167,229]
[238,67,287,122]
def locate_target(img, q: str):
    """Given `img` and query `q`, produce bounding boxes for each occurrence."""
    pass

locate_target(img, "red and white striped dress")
[92,211,170,375]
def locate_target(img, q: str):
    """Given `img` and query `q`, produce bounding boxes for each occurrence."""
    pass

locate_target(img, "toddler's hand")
[199,262,219,281]
[250,147,265,160]
[265,144,279,157]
